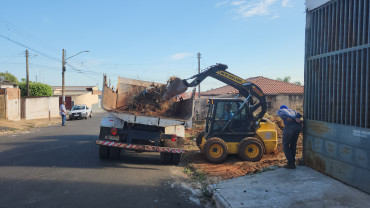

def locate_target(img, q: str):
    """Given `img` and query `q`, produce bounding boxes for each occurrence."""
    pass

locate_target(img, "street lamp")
[62,49,89,102]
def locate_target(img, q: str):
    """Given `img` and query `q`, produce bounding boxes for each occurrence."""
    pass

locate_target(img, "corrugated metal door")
[305,0,370,194]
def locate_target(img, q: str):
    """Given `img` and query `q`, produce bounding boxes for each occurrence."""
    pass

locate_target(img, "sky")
[0,0,306,91]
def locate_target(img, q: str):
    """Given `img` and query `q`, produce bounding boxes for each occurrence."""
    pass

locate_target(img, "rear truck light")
[111,128,118,135]
[171,134,177,141]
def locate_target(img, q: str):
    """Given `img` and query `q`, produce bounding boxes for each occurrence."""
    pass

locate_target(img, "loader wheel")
[99,146,109,160]
[196,132,205,149]
[109,147,121,160]
[203,137,228,164]
[160,152,172,164]
[238,138,264,162]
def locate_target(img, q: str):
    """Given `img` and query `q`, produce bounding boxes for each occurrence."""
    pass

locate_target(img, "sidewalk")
[208,166,370,208]
[0,117,60,134]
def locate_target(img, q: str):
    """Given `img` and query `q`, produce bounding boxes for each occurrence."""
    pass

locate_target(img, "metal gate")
[304,0,370,193]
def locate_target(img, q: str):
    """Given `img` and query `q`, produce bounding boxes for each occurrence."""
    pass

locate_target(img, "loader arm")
[165,63,267,130]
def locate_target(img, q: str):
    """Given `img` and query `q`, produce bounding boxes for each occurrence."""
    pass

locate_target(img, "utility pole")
[26,50,29,96]
[62,49,66,102]
[197,52,201,98]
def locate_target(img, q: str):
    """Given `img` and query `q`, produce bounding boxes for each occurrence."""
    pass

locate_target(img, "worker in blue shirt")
[277,105,303,169]
[224,104,234,121]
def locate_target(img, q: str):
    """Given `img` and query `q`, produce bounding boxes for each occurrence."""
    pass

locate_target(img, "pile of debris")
[117,77,180,117]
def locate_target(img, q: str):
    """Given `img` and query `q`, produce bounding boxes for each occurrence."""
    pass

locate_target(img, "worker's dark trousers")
[282,124,302,165]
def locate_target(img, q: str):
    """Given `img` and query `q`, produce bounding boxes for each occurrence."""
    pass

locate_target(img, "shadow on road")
[0,134,167,170]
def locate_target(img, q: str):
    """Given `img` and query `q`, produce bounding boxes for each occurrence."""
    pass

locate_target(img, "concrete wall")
[193,98,208,121]
[267,94,304,113]
[72,92,99,109]
[6,88,21,121]
[22,97,59,120]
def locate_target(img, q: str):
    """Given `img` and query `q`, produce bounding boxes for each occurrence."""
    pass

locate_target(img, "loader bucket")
[162,78,188,100]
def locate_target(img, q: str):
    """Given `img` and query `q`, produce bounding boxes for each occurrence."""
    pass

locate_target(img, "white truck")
[96,76,194,164]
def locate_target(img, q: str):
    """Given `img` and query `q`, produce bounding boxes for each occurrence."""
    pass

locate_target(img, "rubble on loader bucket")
[162,78,188,100]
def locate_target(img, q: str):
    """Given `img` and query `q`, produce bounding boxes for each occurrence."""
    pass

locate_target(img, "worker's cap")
[280,105,289,109]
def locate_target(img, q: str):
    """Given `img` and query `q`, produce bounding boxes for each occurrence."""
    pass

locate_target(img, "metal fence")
[305,0,370,128]
[304,0,370,194]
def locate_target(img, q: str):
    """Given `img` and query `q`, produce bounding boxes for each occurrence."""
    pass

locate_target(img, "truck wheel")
[160,152,172,164]
[203,137,228,164]
[196,132,205,150]
[99,146,109,160]
[109,147,121,159]
[238,138,264,162]
[171,153,182,165]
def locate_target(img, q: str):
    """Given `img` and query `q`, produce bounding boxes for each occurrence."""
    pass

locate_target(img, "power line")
[0,17,59,53]
[0,33,61,63]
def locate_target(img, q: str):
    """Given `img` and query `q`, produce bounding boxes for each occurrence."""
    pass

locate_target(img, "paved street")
[0,113,201,208]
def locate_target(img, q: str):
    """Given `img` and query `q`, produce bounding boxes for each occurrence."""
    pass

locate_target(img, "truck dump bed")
[102,76,194,127]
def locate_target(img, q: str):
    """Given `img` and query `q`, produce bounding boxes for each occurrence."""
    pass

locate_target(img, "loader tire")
[196,132,205,149]
[109,147,121,160]
[238,137,264,162]
[99,146,109,160]
[160,152,172,164]
[203,137,228,164]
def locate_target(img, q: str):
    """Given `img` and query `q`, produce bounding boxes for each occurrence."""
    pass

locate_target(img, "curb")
[207,185,232,208]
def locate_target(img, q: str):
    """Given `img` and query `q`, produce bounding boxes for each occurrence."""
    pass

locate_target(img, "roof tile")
[202,76,303,96]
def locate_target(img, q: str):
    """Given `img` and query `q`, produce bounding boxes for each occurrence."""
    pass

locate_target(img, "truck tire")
[196,132,205,150]
[171,153,182,165]
[109,147,121,159]
[99,146,109,160]
[203,137,228,163]
[238,137,264,162]
[160,152,172,164]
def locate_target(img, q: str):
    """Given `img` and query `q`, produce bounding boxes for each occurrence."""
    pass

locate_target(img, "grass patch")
[183,162,212,198]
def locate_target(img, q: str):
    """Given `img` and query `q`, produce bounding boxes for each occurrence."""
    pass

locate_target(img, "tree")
[19,81,53,96]
[276,76,302,85]
[0,71,19,84]
[294,81,302,86]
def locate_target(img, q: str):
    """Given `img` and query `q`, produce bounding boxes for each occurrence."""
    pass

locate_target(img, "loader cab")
[205,98,255,137]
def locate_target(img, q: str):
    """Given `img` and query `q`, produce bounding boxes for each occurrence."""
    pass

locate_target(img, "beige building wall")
[267,94,304,114]
[22,97,59,120]
[72,92,99,108]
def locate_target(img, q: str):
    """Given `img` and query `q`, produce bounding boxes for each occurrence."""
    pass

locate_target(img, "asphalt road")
[0,113,202,208]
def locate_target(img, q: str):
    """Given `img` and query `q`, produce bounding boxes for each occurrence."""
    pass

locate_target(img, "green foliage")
[0,71,19,84]
[19,82,53,96]
[276,76,302,85]
[276,76,291,83]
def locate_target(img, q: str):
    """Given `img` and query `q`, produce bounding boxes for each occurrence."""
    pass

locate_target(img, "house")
[0,79,18,88]
[51,86,101,110]
[201,76,304,113]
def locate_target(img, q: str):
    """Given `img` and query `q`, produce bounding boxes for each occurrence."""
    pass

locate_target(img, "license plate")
[74,114,79,117]
[105,135,119,141]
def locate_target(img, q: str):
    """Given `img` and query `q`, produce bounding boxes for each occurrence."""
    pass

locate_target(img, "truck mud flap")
[96,140,185,154]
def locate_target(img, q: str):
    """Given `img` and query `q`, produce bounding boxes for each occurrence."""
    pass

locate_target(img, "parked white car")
[68,105,92,120]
